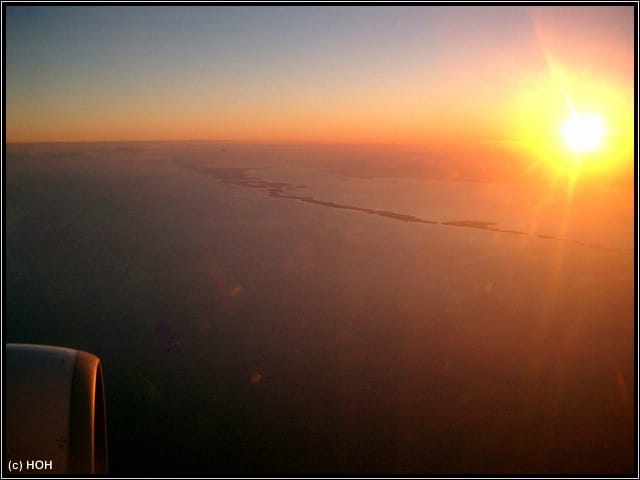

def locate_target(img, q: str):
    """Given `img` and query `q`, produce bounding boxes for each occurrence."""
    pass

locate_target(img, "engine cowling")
[5,343,108,474]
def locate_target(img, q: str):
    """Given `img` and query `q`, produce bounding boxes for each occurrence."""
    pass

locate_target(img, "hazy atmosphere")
[4,4,636,476]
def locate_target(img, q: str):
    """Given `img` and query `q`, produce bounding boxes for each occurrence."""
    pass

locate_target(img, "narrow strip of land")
[175,161,616,251]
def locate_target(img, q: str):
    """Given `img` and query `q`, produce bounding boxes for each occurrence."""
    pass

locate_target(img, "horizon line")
[4,138,434,148]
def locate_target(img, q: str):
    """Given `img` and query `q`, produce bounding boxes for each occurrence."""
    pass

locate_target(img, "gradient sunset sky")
[5,5,635,162]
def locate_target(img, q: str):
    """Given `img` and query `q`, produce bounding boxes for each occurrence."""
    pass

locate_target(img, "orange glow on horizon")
[6,5,633,190]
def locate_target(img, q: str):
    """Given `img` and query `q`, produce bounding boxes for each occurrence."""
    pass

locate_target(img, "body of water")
[5,142,634,475]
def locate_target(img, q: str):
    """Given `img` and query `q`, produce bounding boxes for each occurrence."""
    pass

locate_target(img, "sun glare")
[560,112,605,153]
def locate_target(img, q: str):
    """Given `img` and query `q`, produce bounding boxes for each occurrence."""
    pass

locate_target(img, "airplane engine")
[5,343,108,474]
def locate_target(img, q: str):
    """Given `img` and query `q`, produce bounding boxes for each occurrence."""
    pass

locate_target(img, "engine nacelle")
[5,344,108,474]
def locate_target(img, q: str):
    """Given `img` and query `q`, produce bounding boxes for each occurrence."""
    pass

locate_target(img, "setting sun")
[560,112,606,153]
